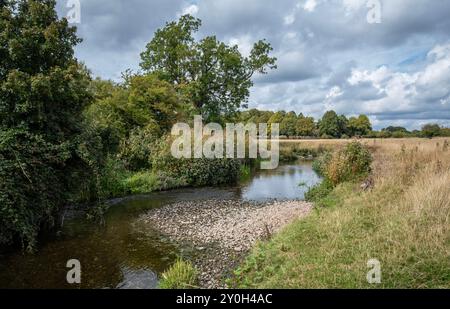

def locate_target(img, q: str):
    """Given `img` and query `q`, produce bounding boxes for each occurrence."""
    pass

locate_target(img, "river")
[0,162,320,289]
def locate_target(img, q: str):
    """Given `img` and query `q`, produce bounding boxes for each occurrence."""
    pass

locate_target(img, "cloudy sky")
[56,0,450,130]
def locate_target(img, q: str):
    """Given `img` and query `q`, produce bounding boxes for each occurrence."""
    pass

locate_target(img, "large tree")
[280,111,297,137]
[0,0,94,249]
[421,123,441,138]
[319,111,341,138]
[348,115,372,137]
[296,115,316,137]
[140,15,277,122]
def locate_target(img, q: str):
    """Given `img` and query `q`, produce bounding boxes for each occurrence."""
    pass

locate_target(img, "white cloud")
[180,4,199,16]
[342,0,366,13]
[284,13,296,25]
[303,0,318,12]
[229,35,254,56]
[326,86,344,99]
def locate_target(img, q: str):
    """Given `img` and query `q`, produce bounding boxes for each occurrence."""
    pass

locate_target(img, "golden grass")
[234,138,450,288]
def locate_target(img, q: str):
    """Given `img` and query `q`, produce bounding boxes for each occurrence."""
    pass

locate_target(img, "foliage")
[152,137,241,187]
[295,115,315,137]
[279,111,297,137]
[140,14,277,122]
[96,157,131,199]
[421,123,441,138]
[311,151,332,175]
[305,142,372,205]
[279,144,323,162]
[324,142,372,185]
[118,127,157,171]
[348,115,372,136]
[318,111,342,138]
[239,164,252,182]
[85,73,182,169]
[159,258,198,289]
[304,179,334,206]
[0,0,95,249]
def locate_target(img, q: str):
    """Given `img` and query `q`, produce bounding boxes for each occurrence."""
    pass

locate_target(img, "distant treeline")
[238,109,450,139]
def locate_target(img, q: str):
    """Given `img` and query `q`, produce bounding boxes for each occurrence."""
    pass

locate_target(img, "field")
[232,138,450,288]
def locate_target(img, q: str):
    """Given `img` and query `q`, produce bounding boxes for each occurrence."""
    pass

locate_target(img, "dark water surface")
[0,162,320,289]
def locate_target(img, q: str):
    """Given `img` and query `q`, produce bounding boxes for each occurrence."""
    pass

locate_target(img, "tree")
[296,115,316,137]
[348,115,372,136]
[338,115,349,137]
[140,15,277,122]
[421,124,441,138]
[0,0,94,249]
[268,111,285,135]
[85,74,182,170]
[382,126,409,134]
[280,111,297,137]
[319,111,341,138]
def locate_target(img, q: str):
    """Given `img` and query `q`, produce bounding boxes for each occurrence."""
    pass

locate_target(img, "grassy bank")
[231,138,450,288]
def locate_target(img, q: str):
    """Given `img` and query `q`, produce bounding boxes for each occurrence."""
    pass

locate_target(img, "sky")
[55,0,450,130]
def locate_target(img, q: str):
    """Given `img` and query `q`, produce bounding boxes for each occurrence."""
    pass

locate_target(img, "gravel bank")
[138,199,312,288]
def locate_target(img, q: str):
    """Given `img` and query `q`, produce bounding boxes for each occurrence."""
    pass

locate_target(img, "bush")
[118,127,158,171]
[324,142,372,185]
[152,138,241,187]
[97,157,131,199]
[312,151,332,176]
[159,259,198,289]
[306,142,372,205]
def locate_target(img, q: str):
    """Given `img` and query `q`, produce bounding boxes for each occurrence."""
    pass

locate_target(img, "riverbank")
[137,199,312,288]
[231,138,450,288]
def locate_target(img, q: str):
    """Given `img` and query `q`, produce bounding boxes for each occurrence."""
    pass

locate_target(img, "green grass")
[231,181,450,288]
[159,258,199,289]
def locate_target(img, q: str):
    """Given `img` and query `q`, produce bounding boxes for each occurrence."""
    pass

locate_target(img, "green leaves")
[140,14,277,122]
[0,0,94,250]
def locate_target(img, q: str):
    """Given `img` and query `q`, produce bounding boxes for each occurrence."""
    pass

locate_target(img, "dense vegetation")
[231,138,450,288]
[0,1,276,250]
[0,0,96,249]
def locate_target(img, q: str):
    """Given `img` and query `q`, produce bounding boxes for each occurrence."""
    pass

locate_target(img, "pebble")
[137,199,313,288]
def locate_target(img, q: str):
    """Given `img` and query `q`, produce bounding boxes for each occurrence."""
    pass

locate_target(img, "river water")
[0,162,320,289]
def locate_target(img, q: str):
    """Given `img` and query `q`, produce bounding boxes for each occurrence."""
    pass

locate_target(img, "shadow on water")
[0,161,320,289]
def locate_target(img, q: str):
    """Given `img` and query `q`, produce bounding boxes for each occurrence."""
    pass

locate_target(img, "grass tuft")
[159,258,199,289]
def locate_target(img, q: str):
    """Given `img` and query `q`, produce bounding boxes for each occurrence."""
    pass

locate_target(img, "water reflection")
[241,162,321,201]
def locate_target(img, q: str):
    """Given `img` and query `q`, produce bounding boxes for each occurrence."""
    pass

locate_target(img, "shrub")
[312,151,332,176]
[152,137,241,187]
[118,127,158,171]
[305,142,372,205]
[324,142,372,185]
[159,259,198,289]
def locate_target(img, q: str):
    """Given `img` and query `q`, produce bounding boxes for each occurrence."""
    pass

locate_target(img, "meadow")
[231,138,450,288]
